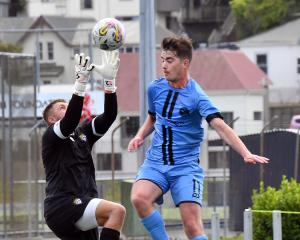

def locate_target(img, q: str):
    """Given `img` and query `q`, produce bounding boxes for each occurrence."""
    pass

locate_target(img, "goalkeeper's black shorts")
[44,195,99,240]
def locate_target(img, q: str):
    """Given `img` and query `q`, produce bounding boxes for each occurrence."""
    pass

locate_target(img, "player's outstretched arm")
[210,117,269,164]
[128,114,155,152]
[92,50,120,93]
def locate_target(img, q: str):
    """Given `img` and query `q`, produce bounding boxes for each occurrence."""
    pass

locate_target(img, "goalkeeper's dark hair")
[161,35,193,62]
[43,99,66,125]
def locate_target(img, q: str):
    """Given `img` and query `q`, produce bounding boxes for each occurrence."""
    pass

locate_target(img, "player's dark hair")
[161,35,193,62]
[43,99,66,125]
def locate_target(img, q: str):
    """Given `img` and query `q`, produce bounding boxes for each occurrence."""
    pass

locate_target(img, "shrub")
[252,176,300,240]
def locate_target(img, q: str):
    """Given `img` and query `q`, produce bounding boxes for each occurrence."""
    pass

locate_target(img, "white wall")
[22,30,74,84]
[240,45,300,104]
[27,0,140,19]
[27,0,63,17]
[240,45,300,89]
[211,92,263,134]
[201,92,264,172]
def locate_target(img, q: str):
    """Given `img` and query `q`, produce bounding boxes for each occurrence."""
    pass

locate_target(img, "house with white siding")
[238,18,300,128]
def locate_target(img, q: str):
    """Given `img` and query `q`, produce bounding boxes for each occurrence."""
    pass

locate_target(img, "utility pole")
[139,0,156,165]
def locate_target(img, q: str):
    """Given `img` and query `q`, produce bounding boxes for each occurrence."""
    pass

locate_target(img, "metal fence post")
[273,210,282,240]
[211,212,220,240]
[244,209,253,240]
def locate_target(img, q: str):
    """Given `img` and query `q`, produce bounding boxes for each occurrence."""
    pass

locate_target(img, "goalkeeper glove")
[74,53,94,97]
[91,50,120,93]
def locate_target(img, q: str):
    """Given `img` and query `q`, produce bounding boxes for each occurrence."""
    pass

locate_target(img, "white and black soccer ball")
[92,18,125,51]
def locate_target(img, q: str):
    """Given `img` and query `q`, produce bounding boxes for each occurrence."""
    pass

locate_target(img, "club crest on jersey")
[73,198,82,205]
[179,107,190,116]
[79,133,87,142]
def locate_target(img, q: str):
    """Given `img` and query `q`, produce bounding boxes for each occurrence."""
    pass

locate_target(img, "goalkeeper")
[42,51,125,240]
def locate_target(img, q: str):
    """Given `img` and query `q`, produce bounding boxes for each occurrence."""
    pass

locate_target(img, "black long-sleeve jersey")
[42,93,117,199]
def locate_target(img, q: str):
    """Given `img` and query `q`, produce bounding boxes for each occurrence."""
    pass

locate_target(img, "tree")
[230,0,298,39]
[0,42,22,53]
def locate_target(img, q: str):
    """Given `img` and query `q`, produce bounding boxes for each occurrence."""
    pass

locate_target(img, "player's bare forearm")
[210,118,269,164]
[128,114,155,152]
[135,114,155,140]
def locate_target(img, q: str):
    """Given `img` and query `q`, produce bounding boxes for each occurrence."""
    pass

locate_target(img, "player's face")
[48,102,68,124]
[161,50,187,83]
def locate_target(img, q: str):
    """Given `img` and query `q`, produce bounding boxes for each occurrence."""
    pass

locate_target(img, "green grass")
[221,235,243,240]
[162,206,228,220]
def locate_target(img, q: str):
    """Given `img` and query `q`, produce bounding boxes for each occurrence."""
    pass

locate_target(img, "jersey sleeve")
[147,81,156,116]
[56,94,84,138]
[195,85,221,121]
[80,93,117,146]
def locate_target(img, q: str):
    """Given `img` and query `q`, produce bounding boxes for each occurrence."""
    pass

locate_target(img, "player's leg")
[131,180,162,217]
[75,198,126,240]
[131,164,169,240]
[131,180,168,240]
[170,163,207,240]
[179,202,207,240]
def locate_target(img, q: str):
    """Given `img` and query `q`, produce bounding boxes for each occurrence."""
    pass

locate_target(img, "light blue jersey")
[146,77,220,165]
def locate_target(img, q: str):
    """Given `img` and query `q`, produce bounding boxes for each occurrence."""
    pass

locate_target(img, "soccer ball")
[92,18,125,51]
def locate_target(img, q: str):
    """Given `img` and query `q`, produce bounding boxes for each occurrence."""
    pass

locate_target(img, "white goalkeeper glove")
[74,53,94,97]
[91,50,120,93]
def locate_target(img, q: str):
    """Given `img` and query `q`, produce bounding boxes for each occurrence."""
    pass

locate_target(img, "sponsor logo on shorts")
[73,198,82,205]
[192,179,201,199]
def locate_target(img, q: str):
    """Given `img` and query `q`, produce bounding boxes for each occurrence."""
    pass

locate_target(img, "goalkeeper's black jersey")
[42,93,117,199]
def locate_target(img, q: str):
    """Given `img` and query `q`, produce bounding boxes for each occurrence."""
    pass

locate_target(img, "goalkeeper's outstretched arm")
[91,92,118,137]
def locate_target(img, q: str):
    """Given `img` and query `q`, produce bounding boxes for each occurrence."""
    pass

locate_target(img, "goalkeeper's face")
[47,101,68,124]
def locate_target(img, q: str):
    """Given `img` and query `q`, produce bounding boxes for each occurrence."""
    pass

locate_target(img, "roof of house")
[0,15,94,45]
[0,15,174,46]
[238,17,300,46]
[117,49,270,112]
[0,17,35,44]
[190,50,270,91]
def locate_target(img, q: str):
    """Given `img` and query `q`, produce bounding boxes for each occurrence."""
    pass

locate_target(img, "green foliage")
[0,41,22,53]
[229,0,298,39]
[251,176,300,240]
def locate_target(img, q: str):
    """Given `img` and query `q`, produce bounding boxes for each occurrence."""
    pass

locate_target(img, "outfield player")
[128,36,269,240]
[42,51,125,240]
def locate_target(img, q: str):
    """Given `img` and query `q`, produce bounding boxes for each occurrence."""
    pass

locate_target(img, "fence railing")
[244,209,300,240]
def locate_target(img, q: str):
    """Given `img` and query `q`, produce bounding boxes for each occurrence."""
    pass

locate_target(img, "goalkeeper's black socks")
[100,227,120,240]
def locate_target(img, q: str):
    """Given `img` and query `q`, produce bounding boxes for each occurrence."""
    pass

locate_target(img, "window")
[81,0,92,9]
[73,47,80,56]
[297,58,300,74]
[221,111,234,127]
[254,111,262,120]
[207,180,229,206]
[125,47,133,53]
[208,151,228,168]
[96,153,121,170]
[193,0,201,7]
[47,42,54,60]
[121,116,140,148]
[39,42,43,60]
[256,54,268,73]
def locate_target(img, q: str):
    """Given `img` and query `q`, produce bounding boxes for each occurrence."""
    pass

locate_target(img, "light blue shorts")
[136,160,204,207]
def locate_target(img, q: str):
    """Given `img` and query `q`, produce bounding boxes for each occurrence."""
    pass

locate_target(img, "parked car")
[290,115,300,129]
